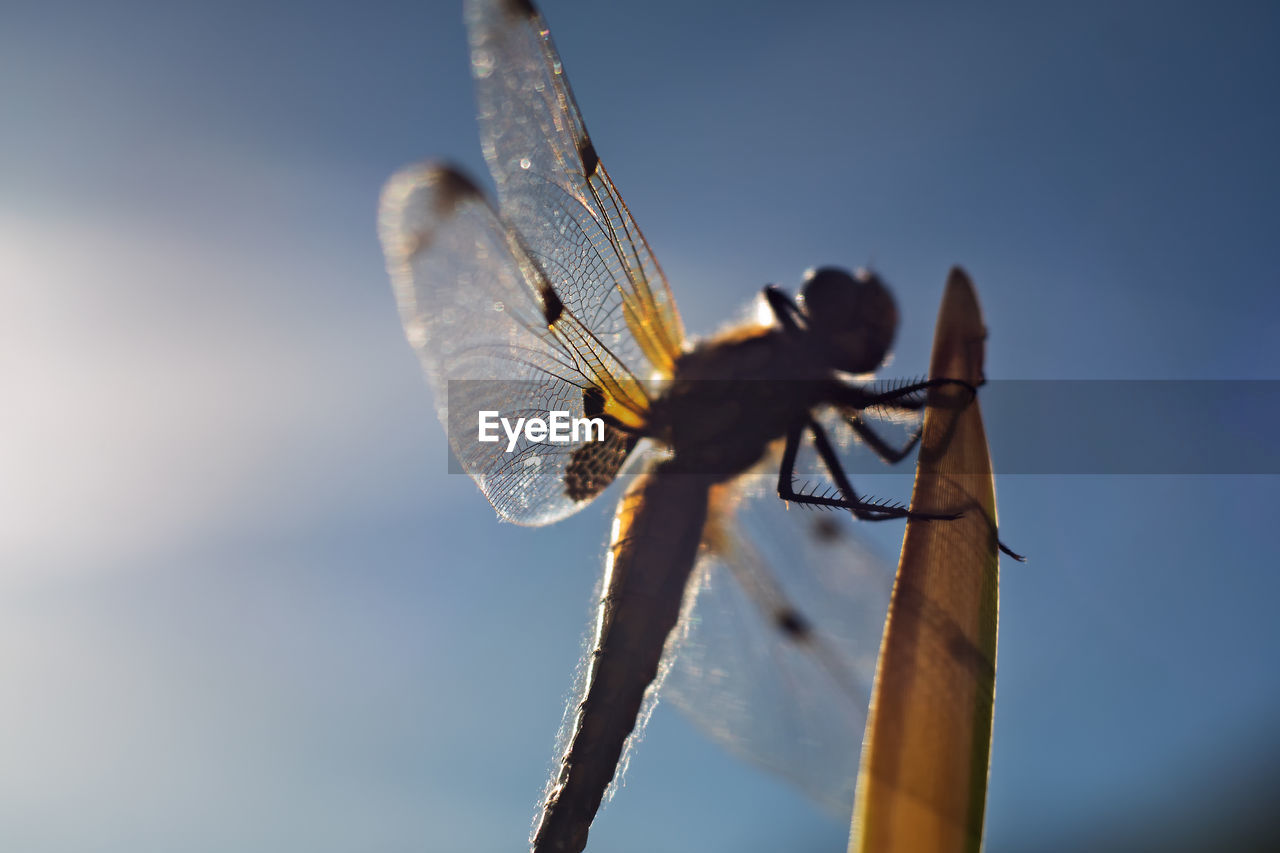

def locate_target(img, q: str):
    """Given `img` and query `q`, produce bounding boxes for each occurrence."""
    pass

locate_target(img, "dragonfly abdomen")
[533,467,714,853]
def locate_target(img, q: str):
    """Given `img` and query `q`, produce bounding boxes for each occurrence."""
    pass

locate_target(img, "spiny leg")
[807,417,962,522]
[777,418,960,522]
[832,376,980,414]
[830,377,970,466]
[846,415,922,465]
[778,418,895,517]
[837,388,1027,560]
[776,419,806,501]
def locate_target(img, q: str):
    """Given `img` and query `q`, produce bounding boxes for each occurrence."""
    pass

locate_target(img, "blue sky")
[3,1,1279,851]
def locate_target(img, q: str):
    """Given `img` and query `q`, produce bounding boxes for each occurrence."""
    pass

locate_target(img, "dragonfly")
[379,1,986,850]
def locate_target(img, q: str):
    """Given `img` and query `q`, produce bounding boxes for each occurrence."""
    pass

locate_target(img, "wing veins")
[584,164,682,373]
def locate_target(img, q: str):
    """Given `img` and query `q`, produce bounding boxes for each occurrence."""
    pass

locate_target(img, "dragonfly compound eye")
[799,266,899,374]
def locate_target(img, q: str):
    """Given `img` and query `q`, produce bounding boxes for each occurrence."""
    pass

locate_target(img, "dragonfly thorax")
[798,267,899,375]
[649,329,830,479]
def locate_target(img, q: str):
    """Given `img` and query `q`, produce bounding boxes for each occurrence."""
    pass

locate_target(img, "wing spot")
[812,516,843,542]
[582,385,606,418]
[398,168,479,261]
[564,428,637,501]
[541,284,565,326]
[775,609,812,640]
[578,137,599,177]
[429,167,481,216]
[502,0,537,18]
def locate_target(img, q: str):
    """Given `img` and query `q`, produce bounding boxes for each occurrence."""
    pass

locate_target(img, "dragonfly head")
[798,267,899,374]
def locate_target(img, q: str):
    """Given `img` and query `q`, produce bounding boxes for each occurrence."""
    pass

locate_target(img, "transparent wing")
[465,0,686,380]
[661,460,895,815]
[379,164,654,525]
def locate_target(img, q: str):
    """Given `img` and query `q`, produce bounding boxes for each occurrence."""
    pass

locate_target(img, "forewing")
[379,164,650,525]
[465,0,685,379]
[661,471,895,815]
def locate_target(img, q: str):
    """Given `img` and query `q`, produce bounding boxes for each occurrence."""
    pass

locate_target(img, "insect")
[379,1,986,850]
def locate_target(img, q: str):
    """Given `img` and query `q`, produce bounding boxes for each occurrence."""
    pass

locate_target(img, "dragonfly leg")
[762,285,805,334]
[998,539,1027,561]
[846,414,923,465]
[833,376,979,413]
[778,417,884,514]
[777,418,959,521]
[834,390,1027,559]
[826,375,978,464]
[812,418,960,522]
[776,419,805,500]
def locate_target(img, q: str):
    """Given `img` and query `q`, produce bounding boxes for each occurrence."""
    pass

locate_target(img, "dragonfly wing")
[465,0,686,379]
[661,467,895,815]
[380,164,652,525]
